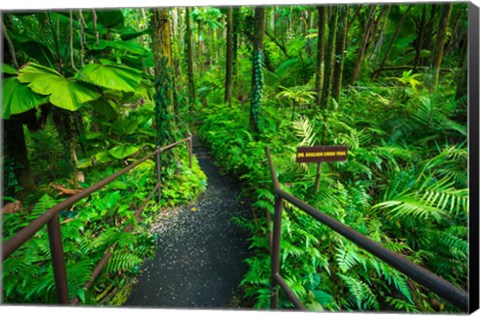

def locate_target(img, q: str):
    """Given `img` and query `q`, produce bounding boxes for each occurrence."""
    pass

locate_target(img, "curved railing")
[2,136,192,305]
[265,146,469,312]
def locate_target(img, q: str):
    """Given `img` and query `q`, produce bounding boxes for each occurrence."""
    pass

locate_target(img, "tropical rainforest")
[1,2,469,313]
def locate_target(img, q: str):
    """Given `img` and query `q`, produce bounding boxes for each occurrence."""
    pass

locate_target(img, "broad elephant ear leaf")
[88,39,146,55]
[108,144,140,159]
[95,10,125,29]
[18,63,100,111]
[2,77,49,119]
[87,97,120,121]
[76,63,143,93]
[2,64,17,75]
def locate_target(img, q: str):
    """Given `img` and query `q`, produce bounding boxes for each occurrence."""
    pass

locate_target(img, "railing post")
[188,134,193,169]
[156,148,162,204]
[47,213,70,304]
[270,196,283,309]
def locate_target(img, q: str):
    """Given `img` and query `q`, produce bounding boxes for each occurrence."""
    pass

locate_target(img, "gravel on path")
[124,137,253,309]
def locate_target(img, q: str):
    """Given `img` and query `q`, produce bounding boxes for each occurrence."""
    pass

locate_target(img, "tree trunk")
[373,5,413,80]
[249,6,266,134]
[315,6,326,107]
[414,5,428,68]
[433,3,453,89]
[185,7,195,110]
[4,118,35,196]
[421,4,437,66]
[332,5,348,102]
[370,5,389,46]
[350,5,377,84]
[197,21,204,64]
[321,5,338,109]
[225,6,233,106]
[346,5,363,32]
[455,43,467,104]
[372,5,392,69]
[232,7,240,78]
[152,8,178,150]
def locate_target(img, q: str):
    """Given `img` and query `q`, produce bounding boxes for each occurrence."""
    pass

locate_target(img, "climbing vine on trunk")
[249,6,266,134]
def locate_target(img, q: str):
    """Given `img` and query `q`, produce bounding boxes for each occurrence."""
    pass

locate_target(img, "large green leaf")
[95,10,124,28]
[87,97,120,120]
[120,27,151,41]
[19,41,56,67]
[18,63,100,111]
[2,64,17,75]
[108,144,140,159]
[111,117,140,136]
[88,39,146,55]
[8,31,56,67]
[2,77,49,119]
[77,63,142,93]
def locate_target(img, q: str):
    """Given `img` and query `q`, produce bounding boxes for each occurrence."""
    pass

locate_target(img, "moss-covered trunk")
[151,8,178,154]
[248,6,266,134]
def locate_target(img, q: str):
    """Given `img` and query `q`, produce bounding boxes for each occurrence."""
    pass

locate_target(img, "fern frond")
[335,245,367,273]
[338,273,379,310]
[292,116,317,147]
[105,251,143,273]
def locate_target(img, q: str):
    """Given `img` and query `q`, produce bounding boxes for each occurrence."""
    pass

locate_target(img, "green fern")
[338,273,379,310]
[105,252,143,273]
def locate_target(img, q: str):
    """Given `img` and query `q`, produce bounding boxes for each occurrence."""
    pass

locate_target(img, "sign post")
[296,146,348,192]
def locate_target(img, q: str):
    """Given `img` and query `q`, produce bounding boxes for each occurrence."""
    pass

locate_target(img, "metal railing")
[265,146,469,312]
[2,135,193,305]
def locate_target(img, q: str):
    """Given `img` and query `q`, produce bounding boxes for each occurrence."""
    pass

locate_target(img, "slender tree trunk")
[185,7,195,109]
[4,119,35,196]
[1,16,19,68]
[433,3,453,90]
[421,4,437,66]
[315,6,326,107]
[197,21,204,65]
[51,108,79,180]
[332,5,348,102]
[232,7,240,78]
[350,5,377,84]
[321,5,338,109]
[225,7,233,106]
[372,6,391,68]
[346,4,363,32]
[455,43,468,103]
[373,5,413,79]
[249,6,266,134]
[414,5,428,68]
[368,5,390,56]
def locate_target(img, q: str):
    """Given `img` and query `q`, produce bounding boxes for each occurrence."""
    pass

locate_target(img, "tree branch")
[1,18,19,68]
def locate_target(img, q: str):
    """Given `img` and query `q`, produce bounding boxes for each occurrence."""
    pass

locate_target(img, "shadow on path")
[124,136,252,309]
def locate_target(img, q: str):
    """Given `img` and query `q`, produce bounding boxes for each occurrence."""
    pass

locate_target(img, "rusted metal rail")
[265,146,469,312]
[2,136,192,304]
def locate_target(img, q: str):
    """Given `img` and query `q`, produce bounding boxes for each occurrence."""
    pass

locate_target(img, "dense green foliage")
[2,3,469,312]
[2,8,206,305]
[195,83,467,313]
[189,3,468,313]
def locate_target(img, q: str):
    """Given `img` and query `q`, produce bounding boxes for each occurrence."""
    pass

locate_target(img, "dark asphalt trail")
[124,136,252,309]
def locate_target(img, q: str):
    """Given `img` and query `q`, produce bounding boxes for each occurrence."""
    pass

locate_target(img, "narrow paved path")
[124,136,252,309]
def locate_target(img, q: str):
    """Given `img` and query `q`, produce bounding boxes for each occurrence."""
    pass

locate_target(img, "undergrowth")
[193,79,467,313]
